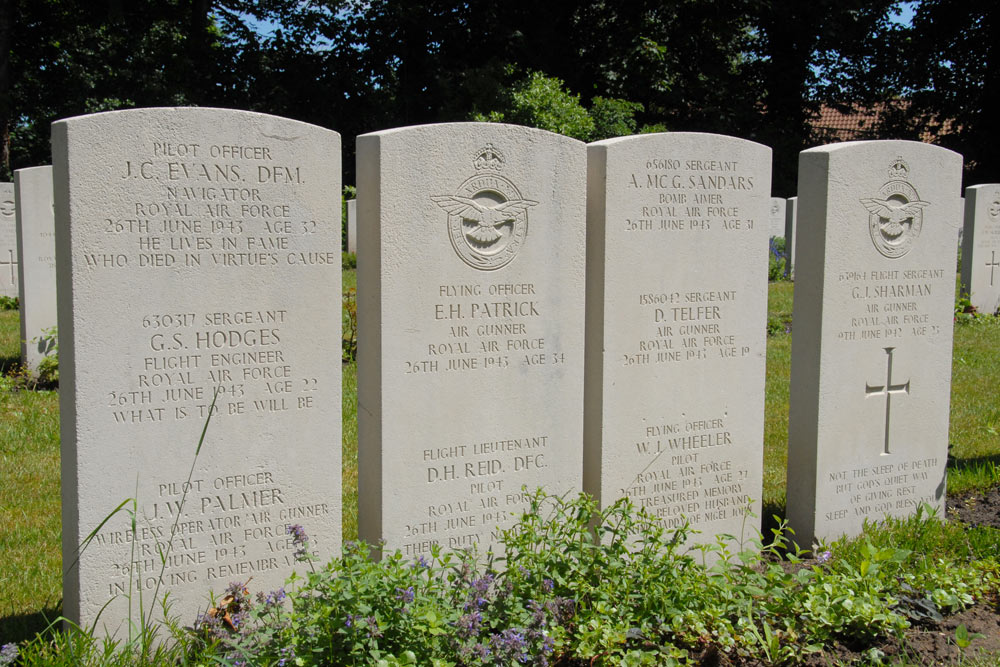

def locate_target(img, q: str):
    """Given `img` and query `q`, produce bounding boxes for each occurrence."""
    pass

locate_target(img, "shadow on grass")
[0,604,63,646]
[0,351,20,375]
[947,452,1000,473]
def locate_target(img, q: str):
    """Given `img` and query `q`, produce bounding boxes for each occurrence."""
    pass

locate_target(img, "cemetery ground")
[2,274,1000,665]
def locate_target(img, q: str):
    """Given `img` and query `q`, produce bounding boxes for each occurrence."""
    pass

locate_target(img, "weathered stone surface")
[960,185,1000,315]
[54,107,342,633]
[346,198,357,253]
[15,167,58,371]
[357,123,585,558]
[0,182,17,298]
[786,141,962,545]
[585,132,769,551]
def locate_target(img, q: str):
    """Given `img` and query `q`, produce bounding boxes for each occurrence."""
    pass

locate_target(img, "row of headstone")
[43,108,966,636]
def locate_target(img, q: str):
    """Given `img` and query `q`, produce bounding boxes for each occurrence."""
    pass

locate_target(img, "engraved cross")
[0,249,16,285]
[986,250,1000,287]
[865,347,910,455]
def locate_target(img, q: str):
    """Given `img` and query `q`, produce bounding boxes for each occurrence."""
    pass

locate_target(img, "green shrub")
[173,494,997,666]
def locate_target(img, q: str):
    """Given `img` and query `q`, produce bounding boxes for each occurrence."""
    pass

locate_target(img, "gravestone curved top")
[54,107,343,634]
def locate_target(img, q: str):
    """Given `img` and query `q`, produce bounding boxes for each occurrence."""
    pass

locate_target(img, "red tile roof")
[809,102,954,144]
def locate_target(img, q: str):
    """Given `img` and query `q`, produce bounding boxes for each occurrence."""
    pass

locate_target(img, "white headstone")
[0,182,18,298]
[584,132,771,543]
[786,141,962,545]
[784,196,798,278]
[769,197,786,238]
[958,197,965,247]
[15,166,58,371]
[346,198,357,254]
[585,133,770,549]
[960,185,1000,315]
[357,123,586,558]
[53,108,343,633]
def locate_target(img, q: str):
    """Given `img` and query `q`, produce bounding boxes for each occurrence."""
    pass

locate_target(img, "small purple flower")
[527,600,546,627]
[817,549,833,564]
[471,573,494,596]
[226,580,248,599]
[287,524,310,559]
[345,613,355,628]
[490,628,529,663]
[542,578,554,592]
[0,643,19,667]
[456,610,483,638]
[545,597,577,624]
[395,585,415,604]
[366,615,382,638]
[413,554,430,569]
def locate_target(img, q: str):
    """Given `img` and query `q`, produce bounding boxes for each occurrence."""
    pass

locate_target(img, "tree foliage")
[1,0,995,189]
[474,72,645,143]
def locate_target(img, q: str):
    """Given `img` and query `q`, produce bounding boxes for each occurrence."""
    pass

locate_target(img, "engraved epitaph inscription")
[54,108,342,634]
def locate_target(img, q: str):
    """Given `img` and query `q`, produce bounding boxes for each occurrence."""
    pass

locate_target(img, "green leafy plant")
[953,623,984,650]
[955,293,979,323]
[32,326,58,386]
[0,295,18,310]
[12,490,1000,665]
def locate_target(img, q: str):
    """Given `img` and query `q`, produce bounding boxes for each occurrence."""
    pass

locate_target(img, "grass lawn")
[1,273,999,645]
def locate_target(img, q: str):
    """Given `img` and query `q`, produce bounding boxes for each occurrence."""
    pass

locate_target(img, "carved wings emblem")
[432,196,538,243]
[861,197,929,239]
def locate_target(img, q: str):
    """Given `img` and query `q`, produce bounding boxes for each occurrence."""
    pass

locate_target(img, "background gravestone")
[786,140,962,545]
[0,182,17,298]
[784,196,798,278]
[357,123,585,558]
[958,196,965,247]
[54,107,342,633]
[585,133,769,549]
[15,166,58,371]
[960,185,1000,315]
[769,197,786,238]
[346,198,357,254]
